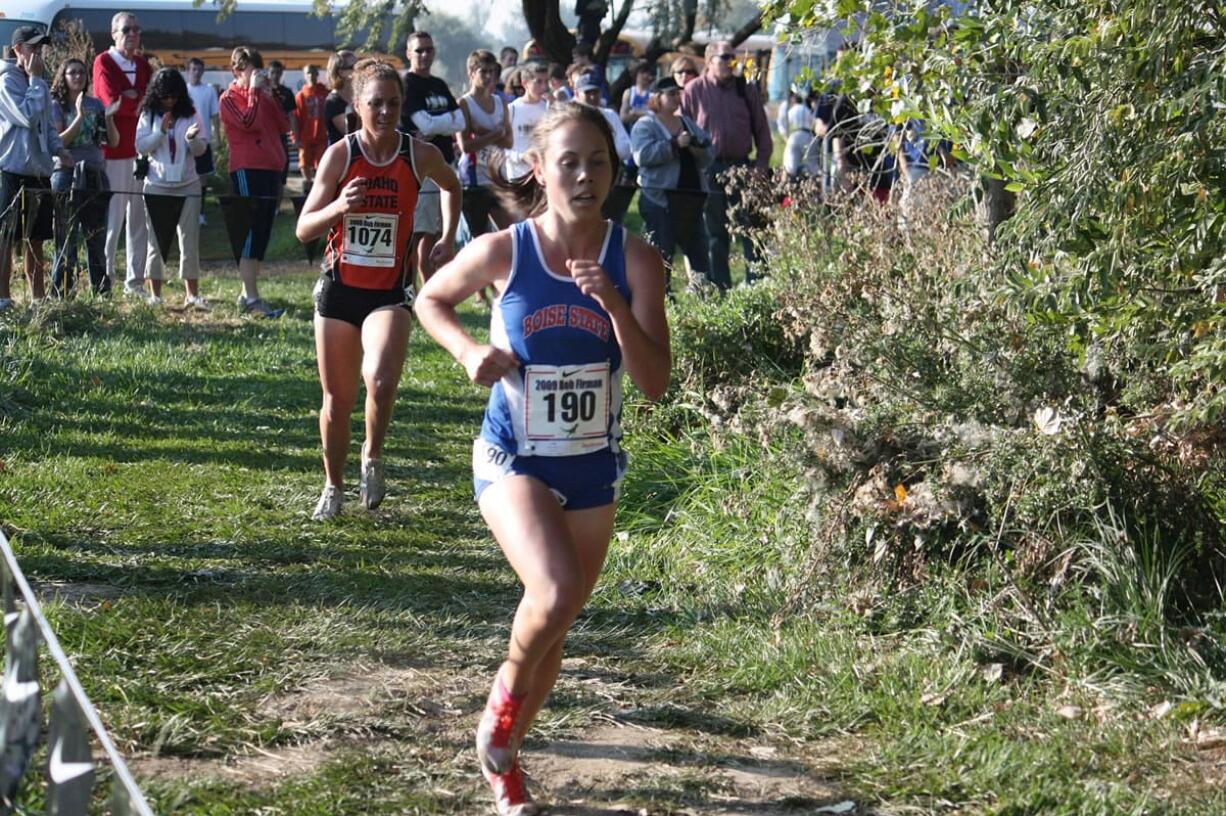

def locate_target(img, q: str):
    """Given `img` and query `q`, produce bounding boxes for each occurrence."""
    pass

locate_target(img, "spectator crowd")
[0,11,939,315]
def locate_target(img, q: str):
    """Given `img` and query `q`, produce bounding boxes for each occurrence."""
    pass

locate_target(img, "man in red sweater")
[92,11,152,297]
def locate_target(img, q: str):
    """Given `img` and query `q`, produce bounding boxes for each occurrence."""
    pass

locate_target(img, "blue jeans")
[51,167,111,296]
[639,192,710,290]
[704,158,761,291]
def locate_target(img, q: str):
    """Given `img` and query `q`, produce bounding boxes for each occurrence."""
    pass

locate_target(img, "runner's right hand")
[337,177,367,213]
[460,345,519,388]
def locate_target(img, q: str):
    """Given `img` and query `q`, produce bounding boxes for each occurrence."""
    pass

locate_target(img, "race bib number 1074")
[342,213,397,268]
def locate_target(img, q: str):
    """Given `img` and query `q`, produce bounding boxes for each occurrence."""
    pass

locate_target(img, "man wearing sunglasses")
[680,40,772,292]
[400,31,464,285]
[93,11,152,296]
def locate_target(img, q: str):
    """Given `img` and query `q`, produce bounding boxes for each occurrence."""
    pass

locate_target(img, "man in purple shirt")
[680,41,772,291]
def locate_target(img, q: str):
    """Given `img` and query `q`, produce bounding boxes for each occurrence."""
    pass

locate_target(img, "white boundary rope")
[0,529,155,816]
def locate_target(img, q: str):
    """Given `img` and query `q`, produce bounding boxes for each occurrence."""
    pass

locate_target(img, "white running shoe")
[483,763,541,816]
[237,295,285,319]
[312,485,343,521]
[360,448,385,510]
[184,295,211,311]
[146,293,164,306]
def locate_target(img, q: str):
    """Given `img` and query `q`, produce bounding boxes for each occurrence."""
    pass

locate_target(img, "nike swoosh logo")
[561,368,582,378]
[5,678,38,704]
[48,740,93,785]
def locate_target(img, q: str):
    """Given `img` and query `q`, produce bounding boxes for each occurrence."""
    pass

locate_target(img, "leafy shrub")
[667,282,804,395]
[765,0,1226,433]
[661,154,1226,695]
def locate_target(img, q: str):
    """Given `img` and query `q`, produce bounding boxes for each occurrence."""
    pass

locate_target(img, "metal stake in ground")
[0,607,41,810]
[46,680,94,815]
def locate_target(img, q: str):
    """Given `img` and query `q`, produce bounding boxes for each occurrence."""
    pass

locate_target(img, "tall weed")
[676,171,1225,702]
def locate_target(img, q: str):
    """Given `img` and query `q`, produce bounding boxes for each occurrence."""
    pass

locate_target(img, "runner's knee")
[321,390,356,419]
[362,369,398,405]
[524,582,584,632]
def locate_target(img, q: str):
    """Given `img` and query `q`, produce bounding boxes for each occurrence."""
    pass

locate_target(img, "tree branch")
[640,2,700,69]
[681,0,698,45]
[523,0,575,65]
[594,0,636,64]
[730,10,763,48]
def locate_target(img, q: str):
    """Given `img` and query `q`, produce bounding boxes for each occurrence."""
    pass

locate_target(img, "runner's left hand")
[568,259,624,314]
[428,240,454,268]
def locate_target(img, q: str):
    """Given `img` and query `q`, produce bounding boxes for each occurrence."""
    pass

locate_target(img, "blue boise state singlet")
[480,220,630,458]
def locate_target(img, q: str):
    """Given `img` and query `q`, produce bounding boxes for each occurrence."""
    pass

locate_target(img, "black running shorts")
[313,275,413,328]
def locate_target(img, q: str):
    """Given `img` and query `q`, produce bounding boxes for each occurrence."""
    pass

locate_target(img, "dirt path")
[131,657,855,814]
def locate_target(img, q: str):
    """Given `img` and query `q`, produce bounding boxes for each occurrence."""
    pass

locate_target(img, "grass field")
[1,277,822,814]
[1,223,1224,813]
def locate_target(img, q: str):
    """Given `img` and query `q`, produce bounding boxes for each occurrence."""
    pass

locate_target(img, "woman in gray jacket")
[629,76,713,295]
[0,27,72,308]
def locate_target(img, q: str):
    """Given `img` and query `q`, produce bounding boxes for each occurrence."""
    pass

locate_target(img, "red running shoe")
[483,762,541,816]
[476,679,524,774]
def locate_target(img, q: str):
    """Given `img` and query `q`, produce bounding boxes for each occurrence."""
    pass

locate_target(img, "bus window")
[51,8,112,55]
[136,10,179,42]
[283,13,336,51]
[232,12,287,49]
[181,7,237,49]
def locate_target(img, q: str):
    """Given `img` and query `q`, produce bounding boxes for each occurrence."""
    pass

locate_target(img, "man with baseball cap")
[572,72,632,163]
[0,25,72,309]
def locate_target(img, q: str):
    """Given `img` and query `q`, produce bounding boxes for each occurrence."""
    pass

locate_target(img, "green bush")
[765,0,1226,434]
[659,157,1225,699]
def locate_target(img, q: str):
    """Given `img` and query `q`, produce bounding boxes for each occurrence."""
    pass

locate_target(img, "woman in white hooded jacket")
[135,68,207,306]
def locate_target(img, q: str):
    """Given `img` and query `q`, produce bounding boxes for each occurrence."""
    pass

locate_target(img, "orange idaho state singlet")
[323,132,421,290]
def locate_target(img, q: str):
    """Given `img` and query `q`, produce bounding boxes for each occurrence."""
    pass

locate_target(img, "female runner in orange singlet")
[296,59,461,520]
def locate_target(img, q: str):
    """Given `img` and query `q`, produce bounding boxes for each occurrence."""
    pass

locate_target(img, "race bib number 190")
[524,363,610,442]
[342,213,397,268]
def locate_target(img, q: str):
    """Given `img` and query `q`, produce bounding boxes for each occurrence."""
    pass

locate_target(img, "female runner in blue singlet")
[415,102,670,816]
